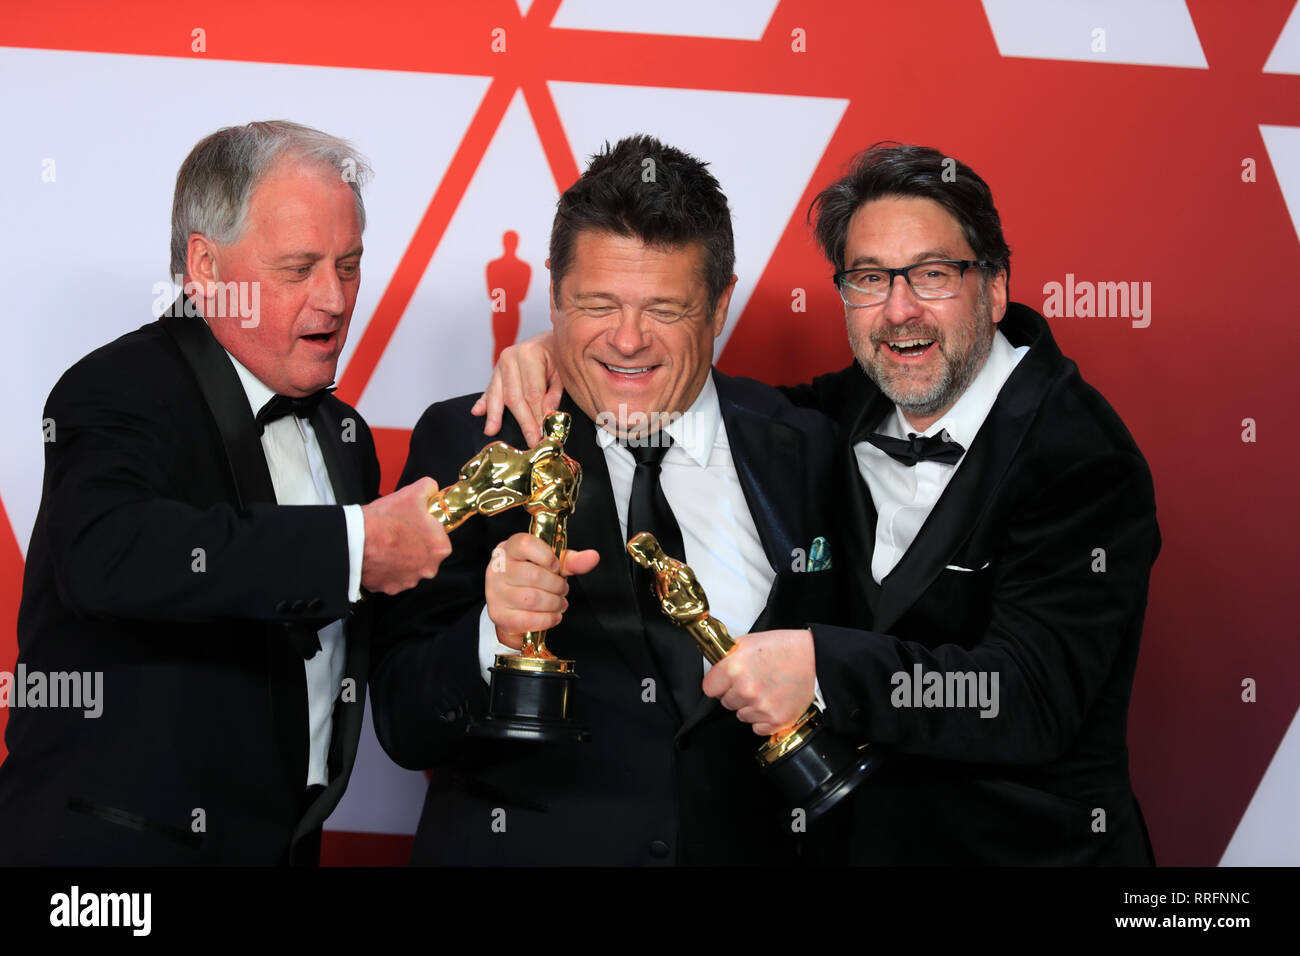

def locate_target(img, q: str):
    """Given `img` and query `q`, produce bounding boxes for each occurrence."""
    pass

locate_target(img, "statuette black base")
[762,722,878,821]
[468,661,590,743]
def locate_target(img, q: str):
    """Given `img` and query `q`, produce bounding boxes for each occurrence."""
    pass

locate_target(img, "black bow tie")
[863,430,965,467]
[254,387,335,434]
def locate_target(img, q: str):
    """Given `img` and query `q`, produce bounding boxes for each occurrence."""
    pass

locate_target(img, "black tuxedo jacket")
[369,371,842,865]
[0,306,379,865]
[783,303,1160,865]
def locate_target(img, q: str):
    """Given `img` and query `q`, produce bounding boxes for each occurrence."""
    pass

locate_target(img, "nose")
[880,271,924,326]
[311,264,347,316]
[608,307,650,354]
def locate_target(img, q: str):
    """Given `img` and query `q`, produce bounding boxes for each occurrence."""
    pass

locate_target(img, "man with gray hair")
[0,121,452,865]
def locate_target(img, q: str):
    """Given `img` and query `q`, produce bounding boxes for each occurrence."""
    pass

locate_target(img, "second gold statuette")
[627,532,879,820]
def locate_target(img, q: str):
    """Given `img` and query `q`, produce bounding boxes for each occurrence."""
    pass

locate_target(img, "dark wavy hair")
[810,142,1011,282]
[549,134,735,312]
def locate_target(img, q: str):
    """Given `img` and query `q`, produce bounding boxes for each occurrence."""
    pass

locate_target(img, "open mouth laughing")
[884,337,936,359]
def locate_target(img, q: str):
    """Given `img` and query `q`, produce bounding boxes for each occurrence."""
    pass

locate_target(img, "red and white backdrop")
[1,0,1296,866]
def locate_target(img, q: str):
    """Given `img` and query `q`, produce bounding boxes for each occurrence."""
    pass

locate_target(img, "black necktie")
[624,435,703,717]
[255,387,335,435]
[864,430,965,467]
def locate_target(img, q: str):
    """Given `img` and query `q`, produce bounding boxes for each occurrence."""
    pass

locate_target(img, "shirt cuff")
[477,606,517,685]
[342,504,365,603]
[813,677,827,713]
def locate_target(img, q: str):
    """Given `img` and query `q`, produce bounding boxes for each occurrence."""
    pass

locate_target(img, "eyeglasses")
[832,259,992,308]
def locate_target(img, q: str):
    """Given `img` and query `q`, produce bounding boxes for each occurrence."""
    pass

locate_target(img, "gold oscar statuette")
[426,421,573,532]
[470,411,590,743]
[627,531,877,818]
[502,411,582,674]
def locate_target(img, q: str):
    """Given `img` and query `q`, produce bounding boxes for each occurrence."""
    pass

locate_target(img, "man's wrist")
[803,625,826,711]
[477,605,515,684]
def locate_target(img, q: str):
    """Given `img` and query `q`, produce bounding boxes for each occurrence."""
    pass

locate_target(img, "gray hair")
[170,120,373,277]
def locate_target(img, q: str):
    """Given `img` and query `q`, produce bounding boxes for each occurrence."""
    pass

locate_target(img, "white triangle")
[0,47,489,554]
[359,90,559,427]
[1220,702,1300,864]
[548,81,849,354]
[1260,125,1300,247]
[982,0,1208,69]
[515,0,535,17]
[552,0,779,40]
[1264,1,1300,74]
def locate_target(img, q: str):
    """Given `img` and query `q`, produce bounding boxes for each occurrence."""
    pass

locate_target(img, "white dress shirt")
[226,354,365,788]
[477,374,774,683]
[854,329,1029,584]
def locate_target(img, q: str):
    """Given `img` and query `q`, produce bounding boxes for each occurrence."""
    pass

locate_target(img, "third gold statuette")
[627,531,878,819]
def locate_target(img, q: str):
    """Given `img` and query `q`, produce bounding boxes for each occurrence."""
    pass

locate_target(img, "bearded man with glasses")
[714,143,1163,865]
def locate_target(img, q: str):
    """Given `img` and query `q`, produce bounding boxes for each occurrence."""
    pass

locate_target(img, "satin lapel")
[160,301,303,803]
[295,604,371,842]
[309,400,365,506]
[676,373,806,736]
[300,397,369,835]
[716,374,803,572]
[843,391,892,620]
[556,395,662,691]
[159,303,276,508]
[872,342,1058,633]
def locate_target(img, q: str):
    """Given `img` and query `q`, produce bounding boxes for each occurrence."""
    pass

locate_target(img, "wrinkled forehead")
[561,230,709,301]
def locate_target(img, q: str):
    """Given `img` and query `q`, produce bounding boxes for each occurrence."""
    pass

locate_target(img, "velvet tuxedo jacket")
[368,371,843,865]
[785,302,1160,865]
[0,306,379,865]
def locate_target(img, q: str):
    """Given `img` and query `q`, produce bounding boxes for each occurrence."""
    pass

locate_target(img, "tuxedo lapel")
[717,373,803,575]
[311,396,370,807]
[300,400,371,839]
[871,310,1060,632]
[300,375,388,839]
[675,373,809,735]
[295,602,369,843]
[159,303,276,508]
[160,301,306,804]
[843,389,892,619]
[310,400,365,506]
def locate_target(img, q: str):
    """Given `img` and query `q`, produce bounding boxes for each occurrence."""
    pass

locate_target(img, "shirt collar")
[223,349,277,419]
[593,371,723,469]
[886,329,1027,447]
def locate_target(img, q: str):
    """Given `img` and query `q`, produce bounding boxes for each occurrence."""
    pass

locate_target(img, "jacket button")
[276,600,291,614]
[307,597,324,613]
[649,840,670,859]
[291,600,309,614]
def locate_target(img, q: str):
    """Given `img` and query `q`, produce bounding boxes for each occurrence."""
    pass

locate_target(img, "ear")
[986,268,1008,326]
[710,274,739,338]
[548,276,560,329]
[186,233,220,288]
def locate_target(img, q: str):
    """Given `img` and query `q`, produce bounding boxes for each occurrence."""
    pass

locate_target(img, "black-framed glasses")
[832,259,992,308]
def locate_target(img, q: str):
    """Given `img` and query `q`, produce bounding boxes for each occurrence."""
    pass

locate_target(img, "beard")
[847,282,996,420]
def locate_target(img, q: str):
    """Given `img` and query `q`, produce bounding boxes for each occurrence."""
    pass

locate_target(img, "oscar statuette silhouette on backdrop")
[487,229,531,365]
